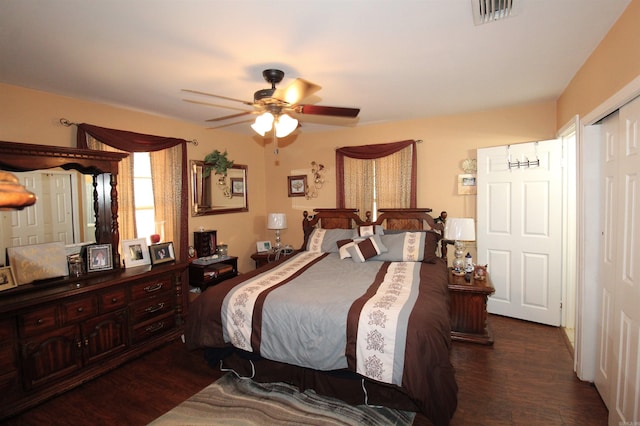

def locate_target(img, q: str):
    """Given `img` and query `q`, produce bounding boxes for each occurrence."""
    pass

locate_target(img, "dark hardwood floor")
[5,315,607,425]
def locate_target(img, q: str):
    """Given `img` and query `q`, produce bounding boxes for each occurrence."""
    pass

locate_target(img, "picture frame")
[121,238,151,268]
[288,175,307,197]
[457,173,477,195]
[87,244,113,272]
[256,240,272,253]
[150,241,175,265]
[230,177,244,196]
[0,266,17,292]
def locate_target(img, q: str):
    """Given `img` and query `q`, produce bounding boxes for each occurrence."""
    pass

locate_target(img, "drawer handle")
[145,302,165,313]
[111,297,119,303]
[144,283,163,293]
[36,319,44,325]
[145,321,165,333]
[77,307,84,313]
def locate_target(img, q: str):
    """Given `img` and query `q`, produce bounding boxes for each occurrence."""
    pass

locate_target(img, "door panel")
[478,140,563,326]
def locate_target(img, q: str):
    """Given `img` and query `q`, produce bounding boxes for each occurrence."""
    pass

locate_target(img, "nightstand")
[448,269,495,345]
[188,256,238,291]
[251,250,294,268]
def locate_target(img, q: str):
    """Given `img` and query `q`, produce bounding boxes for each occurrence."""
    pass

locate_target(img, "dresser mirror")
[190,161,248,216]
[0,141,127,265]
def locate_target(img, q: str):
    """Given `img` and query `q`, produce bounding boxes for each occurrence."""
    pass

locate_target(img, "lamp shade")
[267,213,287,230]
[274,114,298,138]
[251,112,274,136]
[444,218,476,241]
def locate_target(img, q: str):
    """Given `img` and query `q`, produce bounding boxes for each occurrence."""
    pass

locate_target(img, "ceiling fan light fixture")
[251,112,274,136]
[275,113,298,138]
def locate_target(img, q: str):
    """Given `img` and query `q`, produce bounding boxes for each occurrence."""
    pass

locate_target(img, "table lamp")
[444,218,476,275]
[267,213,287,250]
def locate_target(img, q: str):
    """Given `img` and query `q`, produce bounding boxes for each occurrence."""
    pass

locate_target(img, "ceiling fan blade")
[182,89,254,106]
[206,119,255,130]
[183,99,252,113]
[274,78,321,105]
[296,104,360,118]
[205,111,257,122]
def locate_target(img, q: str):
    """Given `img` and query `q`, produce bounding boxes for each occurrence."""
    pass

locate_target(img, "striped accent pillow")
[346,234,388,263]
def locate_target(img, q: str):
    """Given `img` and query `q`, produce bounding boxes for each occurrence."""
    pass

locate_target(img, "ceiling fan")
[183,69,360,138]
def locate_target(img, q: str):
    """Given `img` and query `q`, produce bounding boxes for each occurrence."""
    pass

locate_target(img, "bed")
[184,208,457,425]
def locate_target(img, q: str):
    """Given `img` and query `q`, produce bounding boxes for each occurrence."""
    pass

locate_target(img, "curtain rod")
[58,118,199,145]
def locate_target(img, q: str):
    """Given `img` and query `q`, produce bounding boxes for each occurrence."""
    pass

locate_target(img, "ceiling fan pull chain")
[273,132,279,155]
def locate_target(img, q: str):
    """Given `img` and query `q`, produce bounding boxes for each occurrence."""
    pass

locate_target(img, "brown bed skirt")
[207,348,421,413]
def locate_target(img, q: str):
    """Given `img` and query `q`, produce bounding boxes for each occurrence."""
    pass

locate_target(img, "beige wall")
[0,83,266,273]
[557,0,640,126]
[264,101,557,246]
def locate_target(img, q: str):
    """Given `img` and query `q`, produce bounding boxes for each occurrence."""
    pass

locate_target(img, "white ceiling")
[0,1,631,134]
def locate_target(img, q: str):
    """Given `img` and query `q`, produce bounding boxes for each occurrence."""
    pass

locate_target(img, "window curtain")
[76,123,188,260]
[336,140,416,216]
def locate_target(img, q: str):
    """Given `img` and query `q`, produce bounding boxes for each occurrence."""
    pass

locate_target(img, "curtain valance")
[76,123,187,152]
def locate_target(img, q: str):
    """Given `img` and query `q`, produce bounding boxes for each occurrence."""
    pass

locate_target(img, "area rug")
[149,373,415,425]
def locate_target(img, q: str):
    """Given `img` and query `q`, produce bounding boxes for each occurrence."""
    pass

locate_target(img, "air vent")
[472,0,519,25]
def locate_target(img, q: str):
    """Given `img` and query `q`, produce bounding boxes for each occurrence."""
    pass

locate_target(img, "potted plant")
[203,150,234,178]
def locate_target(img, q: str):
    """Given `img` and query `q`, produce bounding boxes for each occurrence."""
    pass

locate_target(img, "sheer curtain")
[336,140,416,218]
[76,123,188,260]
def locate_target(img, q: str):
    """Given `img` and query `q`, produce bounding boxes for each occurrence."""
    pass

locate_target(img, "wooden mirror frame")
[0,141,128,265]
[190,161,248,216]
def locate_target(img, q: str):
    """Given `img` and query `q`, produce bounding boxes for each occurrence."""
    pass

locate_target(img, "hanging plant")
[203,149,234,178]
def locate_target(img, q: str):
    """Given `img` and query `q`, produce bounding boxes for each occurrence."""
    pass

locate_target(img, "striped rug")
[149,373,415,425]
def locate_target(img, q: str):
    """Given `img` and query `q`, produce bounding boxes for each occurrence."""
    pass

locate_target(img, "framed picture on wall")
[457,174,477,195]
[231,177,244,196]
[288,175,307,197]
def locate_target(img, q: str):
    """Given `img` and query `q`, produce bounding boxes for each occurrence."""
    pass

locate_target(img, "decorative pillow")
[336,238,365,259]
[7,242,69,285]
[353,225,384,237]
[371,231,440,263]
[346,234,388,263]
[306,228,356,253]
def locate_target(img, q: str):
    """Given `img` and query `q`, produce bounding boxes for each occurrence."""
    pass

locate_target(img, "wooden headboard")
[301,208,447,257]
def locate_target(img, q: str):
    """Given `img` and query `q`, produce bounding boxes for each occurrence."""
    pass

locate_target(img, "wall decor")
[0,266,17,292]
[230,177,244,196]
[457,173,477,195]
[150,242,175,265]
[121,238,151,268]
[288,175,307,197]
[87,244,113,272]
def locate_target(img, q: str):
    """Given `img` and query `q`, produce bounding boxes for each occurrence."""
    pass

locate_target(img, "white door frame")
[574,75,640,381]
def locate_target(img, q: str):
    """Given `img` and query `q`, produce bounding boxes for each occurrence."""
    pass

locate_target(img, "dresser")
[0,262,188,419]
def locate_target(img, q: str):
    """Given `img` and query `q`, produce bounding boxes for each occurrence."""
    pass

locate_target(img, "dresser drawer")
[0,343,16,374]
[130,293,174,323]
[100,288,127,312]
[62,295,98,324]
[131,311,176,343]
[19,306,58,338]
[130,277,173,301]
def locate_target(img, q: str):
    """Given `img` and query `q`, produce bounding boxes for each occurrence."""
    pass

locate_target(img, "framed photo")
[457,173,477,195]
[121,238,151,268]
[0,266,17,292]
[288,175,307,197]
[87,244,113,272]
[256,241,272,253]
[150,242,175,265]
[230,177,244,196]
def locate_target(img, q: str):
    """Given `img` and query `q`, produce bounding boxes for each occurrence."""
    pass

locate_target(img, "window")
[336,140,417,219]
[133,152,155,242]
